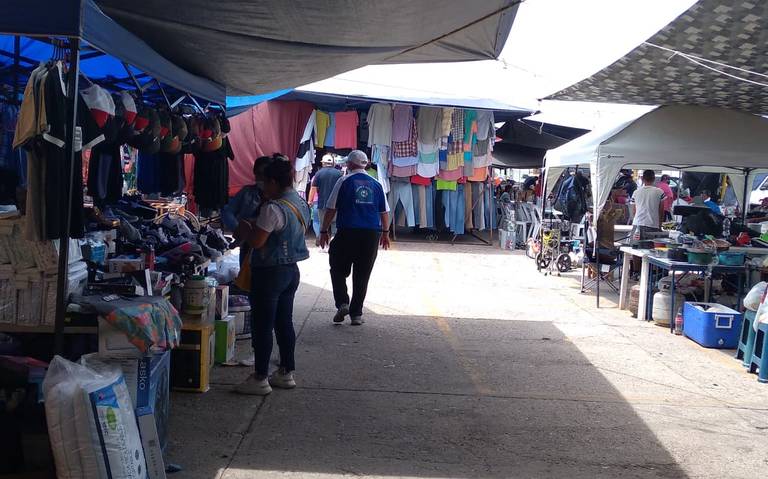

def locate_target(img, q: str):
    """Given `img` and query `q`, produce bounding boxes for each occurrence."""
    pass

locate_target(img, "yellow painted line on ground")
[389,250,492,396]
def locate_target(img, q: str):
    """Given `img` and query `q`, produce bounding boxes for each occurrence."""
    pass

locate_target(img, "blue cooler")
[683,302,743,348]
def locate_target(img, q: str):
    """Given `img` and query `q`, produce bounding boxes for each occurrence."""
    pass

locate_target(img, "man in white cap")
[319,150,390,326]
[308,154,342,241]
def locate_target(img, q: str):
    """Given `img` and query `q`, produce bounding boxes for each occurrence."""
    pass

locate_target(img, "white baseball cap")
[346,150,369,168]
[321,154,334,166]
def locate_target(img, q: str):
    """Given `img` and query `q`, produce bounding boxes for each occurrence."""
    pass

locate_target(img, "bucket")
[230,305,252,339]
[182,275,209,314]
[717,252,745,266]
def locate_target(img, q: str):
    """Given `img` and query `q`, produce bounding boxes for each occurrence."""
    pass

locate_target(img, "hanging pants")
[411,183,435,229]
[443,184,465,235]
[390,180,415,227]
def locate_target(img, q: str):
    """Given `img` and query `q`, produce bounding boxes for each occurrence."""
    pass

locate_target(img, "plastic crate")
[683,302,743,349]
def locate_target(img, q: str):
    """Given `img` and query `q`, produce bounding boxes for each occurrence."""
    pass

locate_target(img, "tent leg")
[742,169,752,223]
[53,39,81,356]
[595,220,600,309]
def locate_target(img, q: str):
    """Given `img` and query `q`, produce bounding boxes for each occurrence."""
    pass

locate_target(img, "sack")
[233,249,252,292]
[43,356,146,479]
[744,282,767,312]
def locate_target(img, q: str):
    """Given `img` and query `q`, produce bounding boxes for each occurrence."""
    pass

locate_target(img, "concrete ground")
[166,241,768,479]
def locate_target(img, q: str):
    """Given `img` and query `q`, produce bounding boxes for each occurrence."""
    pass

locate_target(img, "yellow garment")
[315,111,330,148]
[446,152,463,171]
[440,107,453,137]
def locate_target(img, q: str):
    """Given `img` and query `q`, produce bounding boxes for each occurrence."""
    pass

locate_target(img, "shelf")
[0,324,97,334]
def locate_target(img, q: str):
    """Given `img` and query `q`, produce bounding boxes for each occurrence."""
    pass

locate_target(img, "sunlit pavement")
[167,240,768,479]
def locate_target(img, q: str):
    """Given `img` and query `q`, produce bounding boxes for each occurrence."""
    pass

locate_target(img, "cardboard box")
[137,412,167,479]
[171,322,215,393]
[98,318,143,357]
[214,315,236,364]
[215,285,229,319]
[107,257,145,273]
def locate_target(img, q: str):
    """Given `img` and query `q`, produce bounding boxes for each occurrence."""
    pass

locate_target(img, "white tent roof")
[544,105,768,219]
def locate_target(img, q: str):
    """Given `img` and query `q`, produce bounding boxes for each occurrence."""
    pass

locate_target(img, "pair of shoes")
[269,368,296,389]
[351,316,365,326]
[234,374,272,396]
[333,304,349,324]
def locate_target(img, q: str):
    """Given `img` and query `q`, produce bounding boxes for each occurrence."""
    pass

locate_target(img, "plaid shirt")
[450,109,464,140]
[391,120,417,158]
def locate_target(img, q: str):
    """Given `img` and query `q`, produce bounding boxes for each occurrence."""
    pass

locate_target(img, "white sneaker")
[333,304,349,324]
[234,374,272,395]
[269,368,296,389]
[350,316,365,326]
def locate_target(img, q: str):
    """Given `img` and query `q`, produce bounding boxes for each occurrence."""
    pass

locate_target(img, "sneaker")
[333,304,349,324]
[350,316,365,326]
[234,374,272,395]
[269,368,296,389]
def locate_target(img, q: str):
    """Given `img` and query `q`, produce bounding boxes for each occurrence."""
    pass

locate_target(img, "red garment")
[333,111,359,149]
[227,100,314,196]
[410,175,432,186]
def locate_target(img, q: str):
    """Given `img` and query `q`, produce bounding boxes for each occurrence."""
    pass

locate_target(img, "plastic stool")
[736,310,757,368]
[748,321,768,382]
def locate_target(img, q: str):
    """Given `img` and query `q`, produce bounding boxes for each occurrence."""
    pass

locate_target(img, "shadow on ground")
[166,279,686,478]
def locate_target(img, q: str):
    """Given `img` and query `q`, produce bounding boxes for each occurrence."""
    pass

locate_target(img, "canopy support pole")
[12,37,20,100]
[53,38,81,355]
[742,168,752,222]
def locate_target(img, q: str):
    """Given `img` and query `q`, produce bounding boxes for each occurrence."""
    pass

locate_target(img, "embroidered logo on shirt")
[354,185,374,205]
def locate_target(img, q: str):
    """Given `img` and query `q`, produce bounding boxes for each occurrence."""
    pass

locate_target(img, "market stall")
[226,90,534,245]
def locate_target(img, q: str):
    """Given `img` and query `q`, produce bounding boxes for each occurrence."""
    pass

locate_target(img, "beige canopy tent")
[544,105,768,221]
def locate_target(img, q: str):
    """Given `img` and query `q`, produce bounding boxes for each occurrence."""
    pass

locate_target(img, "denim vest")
[251,190,310,268]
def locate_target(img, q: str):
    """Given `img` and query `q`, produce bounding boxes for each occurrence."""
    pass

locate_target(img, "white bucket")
[182,276,209,314]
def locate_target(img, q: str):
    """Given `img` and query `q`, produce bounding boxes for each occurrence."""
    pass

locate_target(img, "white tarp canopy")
[544,105,768,219]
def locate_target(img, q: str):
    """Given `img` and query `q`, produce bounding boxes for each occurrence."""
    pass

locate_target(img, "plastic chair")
[748,321,768,382]
[736,310,757,369]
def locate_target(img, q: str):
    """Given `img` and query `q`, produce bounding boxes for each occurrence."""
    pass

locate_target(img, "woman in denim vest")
[234,155,311,395]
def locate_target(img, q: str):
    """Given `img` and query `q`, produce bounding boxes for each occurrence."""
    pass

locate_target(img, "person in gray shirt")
[308,154,342,243]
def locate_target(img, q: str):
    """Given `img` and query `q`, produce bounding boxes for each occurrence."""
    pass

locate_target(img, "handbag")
[232,199,307,292]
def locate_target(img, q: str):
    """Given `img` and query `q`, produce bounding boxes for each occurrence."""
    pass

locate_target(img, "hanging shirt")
[441,107,454,137]
[476,110,495,141]
[326,170,390,230]
[417,107,442,144]
[391,104,413,142]
[391,121,417,158]
[333,111,359,149]
[315,111,330,148]
[366,103,393,146]
[325,112,336,147]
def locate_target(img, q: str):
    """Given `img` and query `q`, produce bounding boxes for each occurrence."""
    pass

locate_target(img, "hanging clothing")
[391,120,417,158]
[372,144,390,194]
[476,110,495,141]
[194,137,234,211]
[440,107,454,138]
[391,104,413,142]
[314,110,330,148]
[390,179,415,227]
[325,112,336,147]
[366,103,393,147]
[416,106,442,144]
[333,110,358,149]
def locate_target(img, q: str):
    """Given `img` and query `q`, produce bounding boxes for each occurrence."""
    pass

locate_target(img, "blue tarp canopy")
[0,0,225,103]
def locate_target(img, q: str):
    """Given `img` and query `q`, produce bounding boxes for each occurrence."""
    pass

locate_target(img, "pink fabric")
[438,167,463,181]
[658,181,674,212]
[227,100,314,196]
[391,104,413,142]
[333,111,359,149]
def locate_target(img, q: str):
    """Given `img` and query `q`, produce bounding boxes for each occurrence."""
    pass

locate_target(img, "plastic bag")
[743,282,767,312]
[43,356,147,479]
[210,252,240,285]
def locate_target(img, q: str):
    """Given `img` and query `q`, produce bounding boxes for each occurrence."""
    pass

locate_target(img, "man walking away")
[318,150,390,326]
[631,170,666,242]
[309,154,342,243]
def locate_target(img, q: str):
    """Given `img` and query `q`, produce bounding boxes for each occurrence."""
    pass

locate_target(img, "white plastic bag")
[43,356,147,479]
[743,281,767,312]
